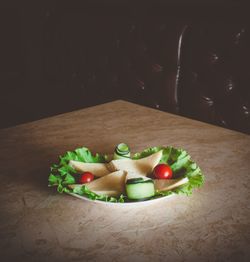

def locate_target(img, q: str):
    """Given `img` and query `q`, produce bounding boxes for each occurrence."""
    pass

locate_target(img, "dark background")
[0,0,249,133]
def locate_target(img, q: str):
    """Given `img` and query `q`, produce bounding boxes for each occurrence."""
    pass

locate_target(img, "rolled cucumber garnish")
[114,143,131,160]
[126,177,155,200]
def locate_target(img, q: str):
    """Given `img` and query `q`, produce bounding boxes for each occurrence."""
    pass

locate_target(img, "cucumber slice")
[126,177,144,184]
[114,143,131,159]
[126,178,155,200]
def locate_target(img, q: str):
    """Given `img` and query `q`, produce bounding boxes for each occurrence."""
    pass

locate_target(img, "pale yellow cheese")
[154,177,189,191]
[69,160,110,177]
[69,170,127,197]
[107,150,162,176]
[87,170,126,193]
[68,184,119,197]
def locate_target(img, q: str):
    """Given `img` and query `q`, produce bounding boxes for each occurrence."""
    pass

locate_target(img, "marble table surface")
[0,100,249,262]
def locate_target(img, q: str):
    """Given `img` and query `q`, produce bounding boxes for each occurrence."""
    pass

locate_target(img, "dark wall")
[0,1,249,133]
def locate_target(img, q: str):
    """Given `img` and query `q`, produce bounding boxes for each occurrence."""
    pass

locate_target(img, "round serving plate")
[68,192,175,206]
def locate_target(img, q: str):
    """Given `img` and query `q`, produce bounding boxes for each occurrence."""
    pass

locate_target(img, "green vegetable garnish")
[114,143,131,159]
[126,179,155,200]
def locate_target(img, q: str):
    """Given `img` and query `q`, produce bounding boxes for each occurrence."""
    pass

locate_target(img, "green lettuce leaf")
[132,146,204,198]
[48,147,106,193]
[48,146,204,202]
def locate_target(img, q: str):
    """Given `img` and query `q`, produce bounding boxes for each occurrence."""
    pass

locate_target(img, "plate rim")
[67,192,175,206]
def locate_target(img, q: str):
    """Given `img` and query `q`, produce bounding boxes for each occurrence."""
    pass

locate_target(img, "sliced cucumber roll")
[126,177,155,200]
[114,143,131,160]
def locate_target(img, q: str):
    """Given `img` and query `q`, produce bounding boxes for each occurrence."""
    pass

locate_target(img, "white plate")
[67,192,175,206]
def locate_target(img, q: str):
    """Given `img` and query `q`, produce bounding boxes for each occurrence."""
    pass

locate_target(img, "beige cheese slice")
[108,150,163,176]
[69,170,127,197]
[154,177,189,191]
[68,184,119,197]
[69,160,110,177]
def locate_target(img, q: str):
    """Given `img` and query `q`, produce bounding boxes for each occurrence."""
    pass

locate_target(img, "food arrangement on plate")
[48,143,204,203]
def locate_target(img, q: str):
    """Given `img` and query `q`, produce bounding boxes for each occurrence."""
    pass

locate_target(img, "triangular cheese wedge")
[68,170,126,197]
[86,170,126,194]
[69,160,110,177]
[68,184,119,197]
[107,150,162,176]
[154,177,189,191]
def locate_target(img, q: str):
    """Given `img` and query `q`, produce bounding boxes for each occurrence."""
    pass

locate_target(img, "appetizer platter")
[48,144,204,204]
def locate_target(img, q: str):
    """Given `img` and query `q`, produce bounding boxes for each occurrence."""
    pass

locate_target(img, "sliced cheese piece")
[108,150,163,176]
[154,177,189,192]
[68,171,127,197]
[69,160,110,177]
[86,170,126,194]
[68,184,119,197]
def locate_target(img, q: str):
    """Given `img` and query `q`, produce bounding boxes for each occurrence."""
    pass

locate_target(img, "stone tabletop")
[0,100,249,262]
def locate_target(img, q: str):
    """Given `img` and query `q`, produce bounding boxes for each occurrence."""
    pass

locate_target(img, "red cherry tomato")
[153,164,173,179]
[79,172,94,184]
